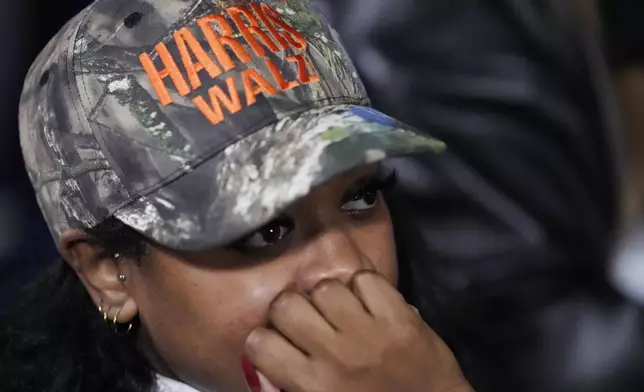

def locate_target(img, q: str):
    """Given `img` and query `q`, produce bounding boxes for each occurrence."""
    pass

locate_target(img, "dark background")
[0,0,92,311]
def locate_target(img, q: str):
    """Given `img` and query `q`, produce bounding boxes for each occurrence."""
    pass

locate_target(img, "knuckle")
[392,323,421,348]
[270,291,301,314]
[351,270,378,287]
[311,279,342,300]
[339,354,372,375]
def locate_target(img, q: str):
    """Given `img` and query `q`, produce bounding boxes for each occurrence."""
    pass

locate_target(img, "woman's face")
[121,165,398,391]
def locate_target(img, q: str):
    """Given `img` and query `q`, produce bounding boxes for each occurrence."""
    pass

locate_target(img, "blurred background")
[2,0,644,391]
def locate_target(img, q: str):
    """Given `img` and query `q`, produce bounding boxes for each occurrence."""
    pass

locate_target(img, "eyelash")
[345,168,398,216]
[361,168,398,195]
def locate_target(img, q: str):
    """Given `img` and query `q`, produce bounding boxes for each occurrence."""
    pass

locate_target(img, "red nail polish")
[241,354,261,392]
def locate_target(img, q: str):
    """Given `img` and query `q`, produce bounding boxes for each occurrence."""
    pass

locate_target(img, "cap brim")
[113,104,445,251]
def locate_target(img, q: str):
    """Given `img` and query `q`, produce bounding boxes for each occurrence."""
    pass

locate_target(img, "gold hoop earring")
[114,322,133,337]
[103,310,109,325]
[99,299,111,325]
[112,307,133,337]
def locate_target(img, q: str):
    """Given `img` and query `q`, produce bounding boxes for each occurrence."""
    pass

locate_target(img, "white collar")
[154,374,202,392]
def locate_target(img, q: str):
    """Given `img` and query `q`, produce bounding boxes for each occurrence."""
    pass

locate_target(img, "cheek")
[359,204,398,285]
[131,258,285,391]
[142,273,277,344]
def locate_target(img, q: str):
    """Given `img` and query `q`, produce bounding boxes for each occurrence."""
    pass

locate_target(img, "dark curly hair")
[0,217,157,392]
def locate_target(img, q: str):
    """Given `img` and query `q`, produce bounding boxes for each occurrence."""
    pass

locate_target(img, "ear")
[58,229,139,324]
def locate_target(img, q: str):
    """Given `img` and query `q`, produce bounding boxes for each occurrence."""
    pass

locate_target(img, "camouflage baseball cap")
[18,0,446,251]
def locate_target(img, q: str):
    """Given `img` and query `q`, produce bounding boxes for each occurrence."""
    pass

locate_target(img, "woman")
[1,0,474,391]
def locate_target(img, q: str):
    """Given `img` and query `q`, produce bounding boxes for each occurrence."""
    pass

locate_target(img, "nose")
[295,226,373,294]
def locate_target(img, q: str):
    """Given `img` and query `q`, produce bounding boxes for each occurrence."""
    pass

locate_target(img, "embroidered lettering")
[174,27,222,90]
[140,42,191,107]
[287,54,320,84]
[242,68,279,106]
[139,4,323,124]
[250,2,289,50]
[192,77,243,125]
[265,58,298,91]
[260,4,307,49]
[197,14,252,71]
[228,6,279,57]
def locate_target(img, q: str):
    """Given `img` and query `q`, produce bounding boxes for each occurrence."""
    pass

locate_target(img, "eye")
[231,217,294,254]
[341,168,397,215]
[341,188,380,212]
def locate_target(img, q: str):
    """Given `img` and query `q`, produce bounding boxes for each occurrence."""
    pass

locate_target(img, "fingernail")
[246,329,260,346]
[241,354,261,392]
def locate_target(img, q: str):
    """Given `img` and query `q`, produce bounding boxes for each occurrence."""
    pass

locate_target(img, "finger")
[269,290,336,355]
[310,279,372,332]
[244,327,310,392]
[350,271,411,320]
[257,370,281,392]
